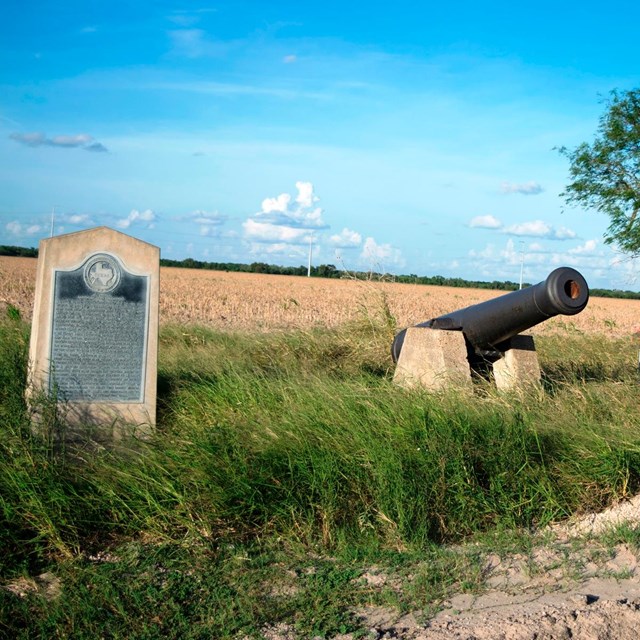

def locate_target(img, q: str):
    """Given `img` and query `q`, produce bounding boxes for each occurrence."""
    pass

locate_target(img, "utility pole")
[50,206,56,237]
[519,241,525,289]
[307,233,314,277]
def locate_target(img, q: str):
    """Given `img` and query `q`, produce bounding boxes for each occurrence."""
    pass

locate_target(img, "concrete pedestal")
[393,326,472,391]
[492,334,541,391]
[393,328,541,392]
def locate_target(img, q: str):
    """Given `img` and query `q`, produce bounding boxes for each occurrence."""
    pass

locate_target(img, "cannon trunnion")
[391,267,589,390]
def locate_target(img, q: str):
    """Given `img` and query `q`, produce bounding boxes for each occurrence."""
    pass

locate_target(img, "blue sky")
[2,1,640,289]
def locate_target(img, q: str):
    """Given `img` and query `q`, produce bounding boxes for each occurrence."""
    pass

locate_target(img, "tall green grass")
[3,308,640,636]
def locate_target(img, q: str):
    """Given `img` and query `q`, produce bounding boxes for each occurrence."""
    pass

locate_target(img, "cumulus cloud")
[249,242,307,258]
[501,181,544,195]
[467,237,618,285]
[116,209,156,229]
[469,214,576,241]
[59,213,94,226]
[470,214,502,229]
[503,220,551,237]
[243,181,327,245]
[185,210,227,236]
[5,221,42,236]
[503,220,577,240]
[554,226,578,240]
[568,239,598,255]
[360,237,405,269]
[188,210,226,225]
[329,228,362,247]
[244,219,311,244]
[10,131,108,152]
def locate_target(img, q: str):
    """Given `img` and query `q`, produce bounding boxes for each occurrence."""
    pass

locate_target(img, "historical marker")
[28,227,159,436]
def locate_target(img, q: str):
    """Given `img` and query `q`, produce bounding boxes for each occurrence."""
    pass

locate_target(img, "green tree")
[559,89,640,255]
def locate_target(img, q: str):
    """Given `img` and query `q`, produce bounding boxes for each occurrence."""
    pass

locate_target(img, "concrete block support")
[392,326,472,391]
[492,334,541,391]
[393,328,541,393]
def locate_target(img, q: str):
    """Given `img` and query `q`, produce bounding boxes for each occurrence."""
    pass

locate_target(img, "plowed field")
[2,256,639,338]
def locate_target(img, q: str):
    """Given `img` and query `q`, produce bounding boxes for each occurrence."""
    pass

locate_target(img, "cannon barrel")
[391,267,589,362]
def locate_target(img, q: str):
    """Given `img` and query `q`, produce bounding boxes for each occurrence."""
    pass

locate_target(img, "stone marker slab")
[28,227,159,436]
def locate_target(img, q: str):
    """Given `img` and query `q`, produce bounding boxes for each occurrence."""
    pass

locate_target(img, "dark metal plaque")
[49,253,149,402]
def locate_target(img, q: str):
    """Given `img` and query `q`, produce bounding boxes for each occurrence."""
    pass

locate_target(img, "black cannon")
[391,267,589,363]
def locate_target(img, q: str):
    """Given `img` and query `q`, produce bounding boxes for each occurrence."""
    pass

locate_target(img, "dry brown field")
[2,255,640,339]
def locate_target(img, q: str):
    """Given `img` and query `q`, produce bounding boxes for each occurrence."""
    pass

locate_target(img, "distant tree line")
[159,258,342,279]
[0,245,38,257]
[3,245,640,299]
[393,274,523,290]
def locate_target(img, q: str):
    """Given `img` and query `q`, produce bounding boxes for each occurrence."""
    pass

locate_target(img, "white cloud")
[360,237,405,269]
[186,210,227,236]
[501,181,544,195]
[329,228,362,247]
[295,181,317,208]
[48,134,92,147]
[568,239,598,255]
[262,192,291,214]
[243,219,311,244]
[9,132,46,146]
[249,242,307,257]
[5,221,42,236]
[283,54,297,64]
[468,244,497,259]
[467,237,622,286]
[554,226,577,240]
[62,213,93,225]
[10,131,108,152]
[470,214,502,229]
[243,181,327,245]
[116,209,156,229]
[503,220,577,240]
[504,220,551,237]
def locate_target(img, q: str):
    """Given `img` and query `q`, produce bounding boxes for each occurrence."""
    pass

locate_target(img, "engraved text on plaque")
[49,253,149,403]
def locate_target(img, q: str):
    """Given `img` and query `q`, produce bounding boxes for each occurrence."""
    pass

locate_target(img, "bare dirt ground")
[260,499,640,639]
[355,499,640,640]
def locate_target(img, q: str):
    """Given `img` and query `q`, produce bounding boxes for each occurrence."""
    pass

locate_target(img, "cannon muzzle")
[391,267,589,362]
